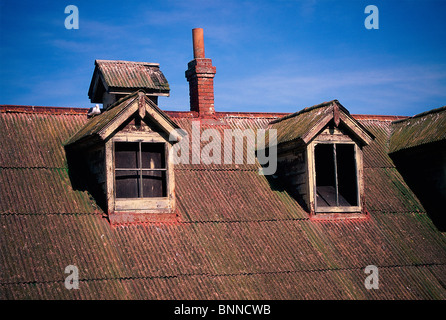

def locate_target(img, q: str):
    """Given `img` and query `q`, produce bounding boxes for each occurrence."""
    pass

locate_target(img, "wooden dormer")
[269,100,375,219]
[66,90,185,224]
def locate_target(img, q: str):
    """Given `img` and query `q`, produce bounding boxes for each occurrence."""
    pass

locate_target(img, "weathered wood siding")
[276,141,310,211]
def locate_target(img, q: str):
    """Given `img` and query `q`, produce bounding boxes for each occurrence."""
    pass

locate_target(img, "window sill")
[315,206,361,213]
[114,198,171,211]
[310,211,369,221]
[108,210,178,225]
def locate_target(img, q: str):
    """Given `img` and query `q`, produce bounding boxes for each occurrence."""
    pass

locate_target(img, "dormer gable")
[65,90,185,225]
[268,100,375,219]
[271,100,374,149]
[67,90,182,147]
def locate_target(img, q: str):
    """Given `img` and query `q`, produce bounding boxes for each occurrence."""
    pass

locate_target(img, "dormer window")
[268,100,374,219]
[313,142,360,213]
[110,132,175,216]
[65,91,185,224]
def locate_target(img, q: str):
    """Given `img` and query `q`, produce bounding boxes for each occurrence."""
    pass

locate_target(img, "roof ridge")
[352,114,409,121]
[269,99,339,124]
[0,104,421,123]
[95,59,160,66]
[0,105,88,114]
[216,111,288,119]
[0,104,289,120]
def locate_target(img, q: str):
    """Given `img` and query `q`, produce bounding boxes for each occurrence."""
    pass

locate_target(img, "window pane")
[336,144,358,206]
[315,144,336,207]
[114,142,168,199]
[141,143,165,169]
[142,170,167,197]
[115,142,139,169]
[115,170,140,198]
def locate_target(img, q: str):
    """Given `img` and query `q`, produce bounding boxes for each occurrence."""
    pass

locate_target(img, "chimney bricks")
[186,28,216,117]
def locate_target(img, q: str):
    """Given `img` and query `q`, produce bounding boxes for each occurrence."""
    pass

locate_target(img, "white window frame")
[308,138,364,214]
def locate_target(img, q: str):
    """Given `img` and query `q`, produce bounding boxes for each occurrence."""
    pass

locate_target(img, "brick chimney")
[185,28,216,117]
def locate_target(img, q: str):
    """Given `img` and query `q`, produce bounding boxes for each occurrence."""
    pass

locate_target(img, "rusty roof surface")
[389,105,446,153]
[269,100,335,145]
[269,100,374,146]
[1,105,446,300]
[95,59,169,91]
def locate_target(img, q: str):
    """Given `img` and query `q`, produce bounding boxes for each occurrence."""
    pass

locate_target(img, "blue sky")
[0,0,445,116]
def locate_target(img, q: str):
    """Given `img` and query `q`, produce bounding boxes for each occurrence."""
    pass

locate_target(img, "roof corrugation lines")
[1,106,446,300]
[0,112,87,168]
[96,60,170,92]
[360,120,395,168]
[389,106,446,153]
[269,102,333,145]
[176,170,307,222]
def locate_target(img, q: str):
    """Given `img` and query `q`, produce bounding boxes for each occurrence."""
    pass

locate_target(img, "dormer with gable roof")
[66,91,184,224]
[269,100,375,219]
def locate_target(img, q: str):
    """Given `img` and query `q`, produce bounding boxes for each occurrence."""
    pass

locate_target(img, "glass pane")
[141,143,165,169]
[114,142,168,199]
[115,142,139,169]
[115,170,140,198]
[142,170,167,197]
[336,144,358,206]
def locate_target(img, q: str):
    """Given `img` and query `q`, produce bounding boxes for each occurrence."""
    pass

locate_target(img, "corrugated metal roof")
[364,167,425,213]
[1,215,445,299]
[0,112,87,168]
[175,170,308,222]
[269,101,334,145]
[2,264,444,300]
[0,168,99,214]
[360,119,395,168]
[95,60,169,92]
[1,105,446,300]
[389,106,446,153]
